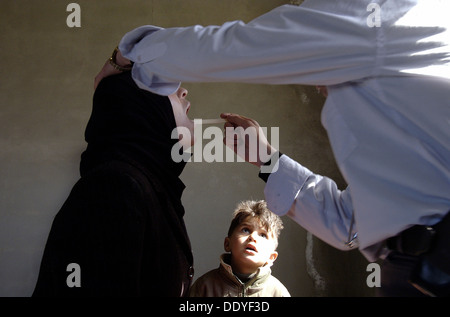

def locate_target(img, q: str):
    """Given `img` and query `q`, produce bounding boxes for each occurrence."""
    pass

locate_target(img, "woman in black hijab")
[33,71,194,297]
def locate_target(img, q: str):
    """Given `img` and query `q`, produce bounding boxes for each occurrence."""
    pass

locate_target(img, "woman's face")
[169,87,195,147]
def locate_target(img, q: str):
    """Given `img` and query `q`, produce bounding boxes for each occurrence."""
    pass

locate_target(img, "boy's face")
[224,216,278,275]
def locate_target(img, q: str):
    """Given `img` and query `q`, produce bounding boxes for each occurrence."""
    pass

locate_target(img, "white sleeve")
[264,154,355,251]
[118,4,375,95]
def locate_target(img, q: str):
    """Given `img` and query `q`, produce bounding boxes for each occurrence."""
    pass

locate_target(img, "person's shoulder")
[189,267,222,297]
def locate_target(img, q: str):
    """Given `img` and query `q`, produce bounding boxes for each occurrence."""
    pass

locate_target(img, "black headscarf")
[80,71,186,200]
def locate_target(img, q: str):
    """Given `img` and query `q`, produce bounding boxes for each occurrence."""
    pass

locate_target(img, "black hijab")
[80,71,186,200]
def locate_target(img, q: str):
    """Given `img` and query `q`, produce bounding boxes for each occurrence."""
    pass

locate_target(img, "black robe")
[33,72,193,297]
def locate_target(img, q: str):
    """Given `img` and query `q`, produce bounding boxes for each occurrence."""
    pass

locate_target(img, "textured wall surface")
[0,0,374,297]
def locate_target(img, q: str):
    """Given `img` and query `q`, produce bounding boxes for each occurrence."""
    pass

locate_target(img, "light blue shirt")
[119,0,450,261]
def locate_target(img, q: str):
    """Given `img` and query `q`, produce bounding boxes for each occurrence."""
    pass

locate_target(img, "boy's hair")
[227,200,284,246]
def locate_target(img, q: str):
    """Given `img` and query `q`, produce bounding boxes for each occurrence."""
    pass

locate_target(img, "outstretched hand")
[220,113,277,167]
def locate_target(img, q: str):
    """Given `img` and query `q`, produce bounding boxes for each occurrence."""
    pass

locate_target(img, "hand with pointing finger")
[220,113,277,168]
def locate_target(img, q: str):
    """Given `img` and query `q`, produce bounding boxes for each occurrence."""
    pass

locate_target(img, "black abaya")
[33,72,193,297]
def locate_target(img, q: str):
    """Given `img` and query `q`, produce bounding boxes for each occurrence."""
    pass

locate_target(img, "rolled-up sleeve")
[118,4,376,95]
[119,26,181,95]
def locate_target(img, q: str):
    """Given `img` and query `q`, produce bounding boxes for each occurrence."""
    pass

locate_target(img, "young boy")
[189,200,290,297]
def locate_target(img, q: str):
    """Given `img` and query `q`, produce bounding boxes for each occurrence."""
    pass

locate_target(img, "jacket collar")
[219,253,272,286]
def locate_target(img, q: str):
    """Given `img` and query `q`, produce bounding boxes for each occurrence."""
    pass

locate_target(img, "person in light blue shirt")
[95,0,450,296]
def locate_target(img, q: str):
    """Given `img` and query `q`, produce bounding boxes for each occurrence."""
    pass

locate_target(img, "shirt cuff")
[264,154,313,216]
[258,151,282,183]
[119,25,165,62]
[119,26,181,96]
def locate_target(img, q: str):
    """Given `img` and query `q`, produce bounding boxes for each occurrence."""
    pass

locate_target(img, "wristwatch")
[109,46,133,72]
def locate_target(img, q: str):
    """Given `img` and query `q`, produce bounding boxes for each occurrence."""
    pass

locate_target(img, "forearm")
[264,154,355,251]
[115,49,132,69]
[94,47,133,90]
[118,5,374,94]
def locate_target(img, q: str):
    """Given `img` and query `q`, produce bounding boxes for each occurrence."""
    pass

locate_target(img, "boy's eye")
[241,227,250,234]
[260,232,268,239]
